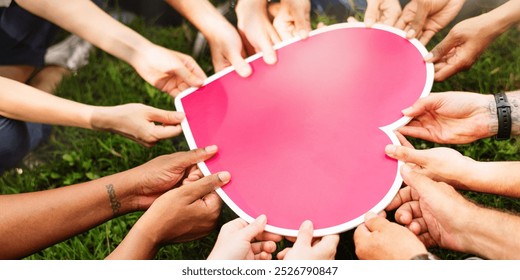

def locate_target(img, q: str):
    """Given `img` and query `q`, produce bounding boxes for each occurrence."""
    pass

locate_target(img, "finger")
[173,145,219,170]
[145,108,185,125]
[364,0,380,27]
[201,191,223,210]
[276,248,290,260]
[149,124,183,140]
[256,231,284,242]
[174,65,205,88]
[427,32,458,63]
[386,185,413,211]
[434,64,460,82]
[228,52,253,78]
[395,201,421,226]
[294,220,314,246]
[240,215,268,241]
[316,22,327,28]
[178,172,231,203]
[407,0,428,39]
[400,164,438,200]
[395,131,414,148]
[409,217,428,235]
[363,214,391,231]
[251,240,277,255]
[385,145,427,166]
[419,30,436,45]
[347,16,359,23]
[254,251,273,260]
[397,126,435,142]
[314,234,340,254]
[353,223,371,241]
[293,10,311,39]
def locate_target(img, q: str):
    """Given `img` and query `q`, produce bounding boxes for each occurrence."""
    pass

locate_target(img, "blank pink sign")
[175,23,433,236]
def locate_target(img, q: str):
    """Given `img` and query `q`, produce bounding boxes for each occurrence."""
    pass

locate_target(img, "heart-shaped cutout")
[175,23,433,236]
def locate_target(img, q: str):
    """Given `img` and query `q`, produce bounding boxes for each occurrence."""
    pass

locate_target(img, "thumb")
[400,164,434,194]
[364,0,380,27]
[294,220,314,247]
[178,171,231,203]
[385,145,427,167]
[363,212,391,232]
[147,108,185,125]
[293,10,311,39]
[172,146,219,171]
[240,215,268,241]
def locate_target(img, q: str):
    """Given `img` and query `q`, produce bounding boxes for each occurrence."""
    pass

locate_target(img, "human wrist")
[410,252,439,260]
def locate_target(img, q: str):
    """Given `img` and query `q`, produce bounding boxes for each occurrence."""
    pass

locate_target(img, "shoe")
[44,34,93,72]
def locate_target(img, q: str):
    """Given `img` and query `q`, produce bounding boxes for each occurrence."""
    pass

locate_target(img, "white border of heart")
[175,22,434,237]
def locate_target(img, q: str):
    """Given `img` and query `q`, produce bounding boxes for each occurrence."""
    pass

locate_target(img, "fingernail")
[406,29,416,38]
[385,144,397,156]
[301,220,313,229]
[298,29,308,39]
[174,111,185,120]
[264,53,277,65]
[238,64,253,78]
[423,52,433,62]
[257,214,267,223]
[217,171,231,183]
[365,18,375,27]
[365,212,377,221]
[401,107,413,116]
[204,145,218,153]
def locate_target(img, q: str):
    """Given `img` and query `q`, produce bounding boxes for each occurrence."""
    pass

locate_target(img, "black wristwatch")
[494,92,512,140]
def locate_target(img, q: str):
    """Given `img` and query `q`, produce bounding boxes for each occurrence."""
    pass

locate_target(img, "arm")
[1,77,185,146]
[398,91,520,144]
[386,144,520,197]
[0,146,219,259]
[389,165,520,259]
[16,0,205,96]
[106,172,228,260]
[427,0,520,81]
[164,0,252,77]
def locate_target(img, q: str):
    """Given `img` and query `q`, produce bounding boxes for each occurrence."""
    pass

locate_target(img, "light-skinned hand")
[354,212,428,259]
[396,0,465,45]
[91,104,185,147]
[398,91,496,144]
[207,215,282,260]
[272,0,311,40]
[131,43,206,97]
[277,220,339,260]
[364,0,402,27]
[386,165,476,251]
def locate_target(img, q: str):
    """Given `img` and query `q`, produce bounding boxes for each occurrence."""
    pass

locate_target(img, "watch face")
[176,23,433,236]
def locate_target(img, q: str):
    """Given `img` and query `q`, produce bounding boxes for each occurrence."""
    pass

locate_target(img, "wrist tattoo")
[488,99,499,135]
[105,184,121,215]
[508,92,520,136]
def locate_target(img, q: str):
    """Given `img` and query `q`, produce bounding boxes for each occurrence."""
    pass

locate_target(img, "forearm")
[105,220,158,260]
[15,0,152,67]
[462,161,520,198]
[461,205,520,259]
[166,0,235,40]
[482,0,520,34]
[0,170,139,259]
[0,77,94,128]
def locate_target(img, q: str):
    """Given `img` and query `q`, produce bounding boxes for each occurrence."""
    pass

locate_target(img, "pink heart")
[176,23,433,236]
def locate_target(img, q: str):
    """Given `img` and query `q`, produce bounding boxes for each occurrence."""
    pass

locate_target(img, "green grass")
[1,17,520,260]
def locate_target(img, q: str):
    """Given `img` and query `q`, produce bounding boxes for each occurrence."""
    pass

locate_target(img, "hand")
[386,165,477,251]
[277,221,339,260]
[131,43,206,97]
[235,0,281,64]
[425,13,501,81]
[272,0,311,41]
[354,212,428,259]
[91,103,184,147]
[124,145,220,210]
[207,215,282,260]
[205,20,253,77]
[364,0,402,27]
[398,91,496,144]
[396,0,465,45]
[385,145,477,188]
